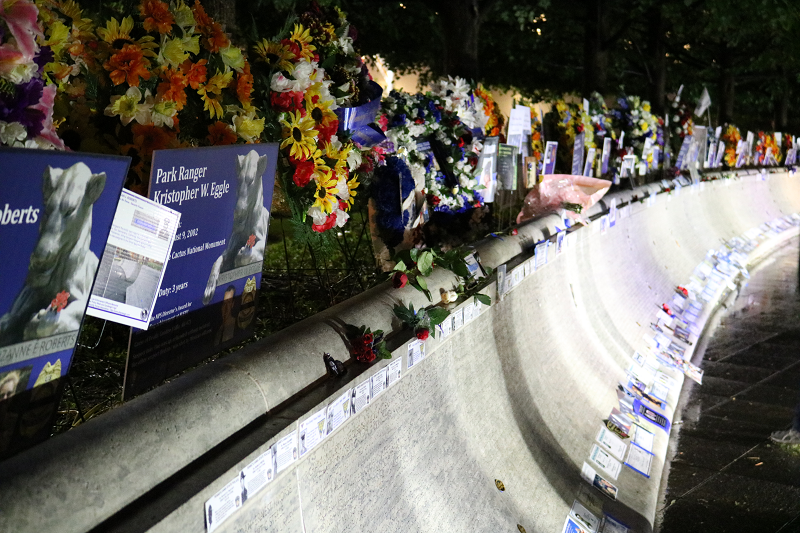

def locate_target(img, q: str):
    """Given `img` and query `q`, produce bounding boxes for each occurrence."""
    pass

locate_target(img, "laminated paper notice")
[274,431,298,474]
[386,358,402,387]
[407,338,426,369]
[625,443,654,477]
[570,499,600,533]
[326,389,352,435]
[581,462,618,501]
[632,424,654,453]
[240,448,275,504]
[596,426,627,461]
[299,407,327,457]
[589,443,622,480]
[371,366,388,398]
[535,241,549,270]
[351,378,371,415]
[205,475,242,533]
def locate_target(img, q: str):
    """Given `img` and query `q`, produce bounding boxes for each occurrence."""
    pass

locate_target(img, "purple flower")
[34,46,54,73]
[0,78,45,136]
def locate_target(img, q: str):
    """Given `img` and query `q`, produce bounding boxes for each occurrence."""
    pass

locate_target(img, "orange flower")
[180,58,207,89]
[104,44,151,86]
[140,0,174,34]
[129,123,179,159]
[192,0,229,52]
[236,61,253,106]
[157,68,188,109]
[207,121,237,145]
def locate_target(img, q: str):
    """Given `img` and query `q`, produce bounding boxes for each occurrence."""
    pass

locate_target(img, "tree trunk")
[718,46,735,123]
[648,6,666,115]
[583,0,609,95]
[438,0,480,81]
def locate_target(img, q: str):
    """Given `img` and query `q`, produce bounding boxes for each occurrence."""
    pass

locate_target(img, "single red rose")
[510,228,518,236]
[662,304,672,315]
[362,333,374,345]
[415,328,429,340]
[677,286,688,297]
[392,271,408,288]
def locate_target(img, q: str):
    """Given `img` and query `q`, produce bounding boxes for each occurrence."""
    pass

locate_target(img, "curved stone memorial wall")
[1,170,799,533]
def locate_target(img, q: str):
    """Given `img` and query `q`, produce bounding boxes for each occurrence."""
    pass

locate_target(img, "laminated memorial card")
[326,389,352,435]
[601,138,612,174]
[581,462,618,501]
[589,443,622,480]
[0,148,129,458]
[571,131,585,176]
[624,443,654,477]
[299,407,327,457]
[543,141,558,175]
[125,144,278,398]
[87,190,180,329]
[205,475,243,533]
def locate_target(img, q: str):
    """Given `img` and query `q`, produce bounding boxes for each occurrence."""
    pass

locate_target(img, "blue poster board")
[125,144,278,398]
[0,147,129,457]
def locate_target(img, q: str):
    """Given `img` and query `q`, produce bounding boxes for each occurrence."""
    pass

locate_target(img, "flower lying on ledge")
[393,302,450,340]
[345,325,391,363]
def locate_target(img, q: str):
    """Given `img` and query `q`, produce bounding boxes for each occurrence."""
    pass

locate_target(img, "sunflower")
[104,44,152,87]
[287,24,316,62]
[97,17,158,57]
[253,39,294,72]
[280,110,318,160]
[341,175,359,208]
[197,70,233,119]
[312,169,339,213]
[324,141,351,179]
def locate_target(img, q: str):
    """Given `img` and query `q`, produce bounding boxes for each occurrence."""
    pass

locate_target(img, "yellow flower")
[44,21,70,56]
[159,36,188,68]
[343,175,359,208]
[280,110,318,160]
[98,16,158,57]
[253,39,294,72]
[232,111,265,142]
[198,70,233,119]
[324,141,351,178]
[642,102,651,113]
[312,169,339,213]
[288,23,316,61]
[220,45,245,73]
[172,0,196,28]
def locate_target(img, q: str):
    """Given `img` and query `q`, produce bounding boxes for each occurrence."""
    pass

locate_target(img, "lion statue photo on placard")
[202,150,270,305]
[0,162,106,347]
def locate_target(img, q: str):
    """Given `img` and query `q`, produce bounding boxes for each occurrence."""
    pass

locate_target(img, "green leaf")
[377,343,392,359]
[393,304,416,326]
[417,251,434,276]
[393,260,407,272]
[429,326,436,339]
[474,293,492,306]
[409,277,432,301]
[409,248,420,262]
[427,307,451,326]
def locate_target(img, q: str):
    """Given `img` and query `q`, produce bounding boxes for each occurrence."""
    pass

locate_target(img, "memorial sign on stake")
[543,141,558,174]
[583,148,596,177]
[675,135,692,170]
[478,136,499,203]
[601,137,612,175]
[571,132,585,176]
[496,144,518,191]
[124,144,278,398]
[0,148,129,458]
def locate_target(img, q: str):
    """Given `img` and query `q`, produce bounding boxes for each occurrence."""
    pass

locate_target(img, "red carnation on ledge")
[415,328,429,340]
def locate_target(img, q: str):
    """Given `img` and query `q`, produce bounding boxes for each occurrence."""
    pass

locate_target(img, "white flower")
[334,206,349,227]
[0,121,28,146]
[307,205,328,226]
[5,63,37,84]
[346,147,362,170]
[104,87,153,126]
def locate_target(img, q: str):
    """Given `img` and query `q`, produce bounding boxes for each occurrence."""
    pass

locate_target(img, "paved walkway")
[658,237,800,532]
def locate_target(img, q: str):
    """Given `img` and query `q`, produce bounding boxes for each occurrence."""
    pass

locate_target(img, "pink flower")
[1,0,42,61]
[31,84,66,150]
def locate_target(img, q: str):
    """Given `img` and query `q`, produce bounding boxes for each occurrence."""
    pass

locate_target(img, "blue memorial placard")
[0,147,129,457]
[125,144,278,398]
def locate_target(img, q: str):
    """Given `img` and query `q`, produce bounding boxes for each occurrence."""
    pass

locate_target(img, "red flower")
[677,286,688,297]
[428,195,441,206]
[50,291,70,312]
[362,333,374,344]
[378,114,388,132]
[392,271,408,288]
[270,91,304,113]
[414,118,424,124]
[356,346,376,363]
[312,213,337,233]
[510,228,518,236]
[662,304,672,316]
[292,159,316,187]
[415,328,429,341]
[247,234,256,248]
